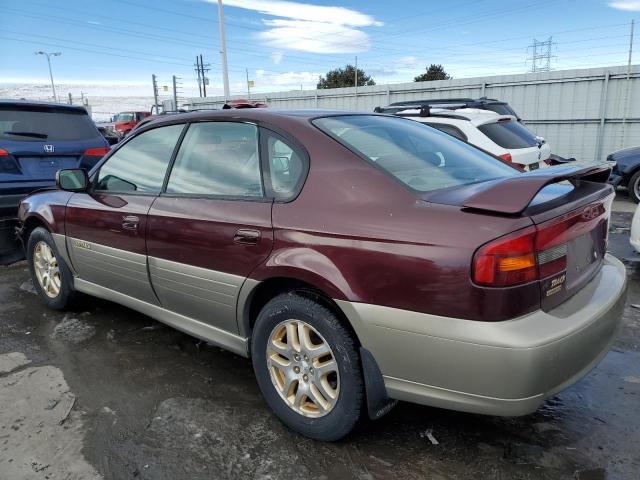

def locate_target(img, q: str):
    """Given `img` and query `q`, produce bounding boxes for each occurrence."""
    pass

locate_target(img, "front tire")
[629,170,640,203]
[251,293,364,441]
[27,227,76,310]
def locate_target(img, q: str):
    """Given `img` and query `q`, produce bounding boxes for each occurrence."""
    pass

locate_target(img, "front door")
[146,121,273,333]
[66,123,185,305]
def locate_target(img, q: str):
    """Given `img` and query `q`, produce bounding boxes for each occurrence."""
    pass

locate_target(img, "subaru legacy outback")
[17,110,626,440]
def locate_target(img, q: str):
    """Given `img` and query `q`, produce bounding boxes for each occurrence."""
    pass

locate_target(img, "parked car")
[112,111,151,137]
[607,146,640,202]
[382,106,551,171]
[631,204,640,253]
[0,100,109,264]
[96,122,120,145]
[17,110,625,441]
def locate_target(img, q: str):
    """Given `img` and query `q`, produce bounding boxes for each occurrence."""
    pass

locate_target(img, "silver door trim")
[148,256,245,333]
[74,277,249,357]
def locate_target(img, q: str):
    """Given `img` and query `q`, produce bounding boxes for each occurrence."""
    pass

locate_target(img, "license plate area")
[529,162,540,171]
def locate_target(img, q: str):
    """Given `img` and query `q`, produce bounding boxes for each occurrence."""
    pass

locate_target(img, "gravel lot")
[1,195,639,480]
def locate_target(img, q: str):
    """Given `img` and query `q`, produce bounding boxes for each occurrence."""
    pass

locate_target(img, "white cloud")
[259,19,370,53]
[395,56,419,68]
[609,1,640,10]
[206,0,381,53]
[271,52,284,64]
[219,0,382,26]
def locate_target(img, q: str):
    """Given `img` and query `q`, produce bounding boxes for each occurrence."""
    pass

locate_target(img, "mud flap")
[360,347,397,420]
[0,218,24,265]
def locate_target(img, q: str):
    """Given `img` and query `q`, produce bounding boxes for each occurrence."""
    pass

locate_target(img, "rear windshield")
[478,120,538,149]
[314,115,517,193]
[0,106,98,142]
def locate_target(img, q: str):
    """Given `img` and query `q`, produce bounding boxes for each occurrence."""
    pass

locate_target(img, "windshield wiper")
[3,131,48,139]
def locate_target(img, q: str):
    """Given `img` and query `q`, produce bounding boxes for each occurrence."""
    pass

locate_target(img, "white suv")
[389,107,551,172]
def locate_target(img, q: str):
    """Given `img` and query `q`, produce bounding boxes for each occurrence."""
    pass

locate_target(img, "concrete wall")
[185,65,640,162]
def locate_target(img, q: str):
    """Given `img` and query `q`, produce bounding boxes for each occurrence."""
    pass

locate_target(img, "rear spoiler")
[463,164,611,215]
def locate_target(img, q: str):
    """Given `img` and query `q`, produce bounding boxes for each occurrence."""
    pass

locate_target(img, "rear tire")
[27,227,76,310]
[251,292,364,441]
[628,170,640,203]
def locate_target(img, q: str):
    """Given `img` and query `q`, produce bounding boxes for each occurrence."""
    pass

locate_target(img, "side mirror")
[56,168,89,192]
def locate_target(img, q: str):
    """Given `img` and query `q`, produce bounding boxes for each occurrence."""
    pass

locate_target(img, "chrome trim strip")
[74,278,249,357]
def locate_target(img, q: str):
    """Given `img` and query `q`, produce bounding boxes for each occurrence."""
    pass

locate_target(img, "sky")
[0,0,638,100]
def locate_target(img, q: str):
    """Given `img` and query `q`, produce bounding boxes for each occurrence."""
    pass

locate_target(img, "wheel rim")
[266,319,340,418]
[634,177,640,200]
[33,241,61,298]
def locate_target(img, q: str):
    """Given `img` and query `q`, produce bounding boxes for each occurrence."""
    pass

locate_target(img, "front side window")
[314,115,517,193]
[478,120,538,149]
[95,124,184,193]
[264,131,306,200]
[166,122,262,197]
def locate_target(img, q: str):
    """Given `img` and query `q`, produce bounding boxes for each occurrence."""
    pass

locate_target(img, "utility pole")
[35,51,61,102]
[152,74,159,114]
[172,75,181,111]
[195,56,202,97]
[527,37,555,72]
[622,19,635,148]
[246,68,251,98]
[217,0,230,99]
[200,54,209,97]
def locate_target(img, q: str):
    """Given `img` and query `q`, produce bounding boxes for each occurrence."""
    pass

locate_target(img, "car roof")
[0,99,88,113]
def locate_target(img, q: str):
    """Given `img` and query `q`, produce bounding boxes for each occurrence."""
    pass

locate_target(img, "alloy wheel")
[266,319,340,418]
[33,241,61,298]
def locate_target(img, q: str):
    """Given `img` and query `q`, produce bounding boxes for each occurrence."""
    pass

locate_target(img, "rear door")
[146,121,273,334]
[65,123,185,304]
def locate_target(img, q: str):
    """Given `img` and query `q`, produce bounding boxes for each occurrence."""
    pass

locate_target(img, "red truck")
[112,111,151,137]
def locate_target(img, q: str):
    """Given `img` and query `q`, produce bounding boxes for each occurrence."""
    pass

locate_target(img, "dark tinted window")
[478,120,538,149]
[314,115,516,193]
[96,124,183,193]
[166,122,262,197]
[426,123,467,141]
[264,131,306,199]
[0,106,99,142]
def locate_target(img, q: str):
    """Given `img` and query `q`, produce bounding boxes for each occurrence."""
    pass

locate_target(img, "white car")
[631,204,640,253]
[391,107,551,172]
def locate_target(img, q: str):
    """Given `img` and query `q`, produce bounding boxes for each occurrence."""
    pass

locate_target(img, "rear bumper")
[337,254,627,416]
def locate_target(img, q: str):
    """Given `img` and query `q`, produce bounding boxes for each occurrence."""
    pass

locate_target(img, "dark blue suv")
[0,100,109,262]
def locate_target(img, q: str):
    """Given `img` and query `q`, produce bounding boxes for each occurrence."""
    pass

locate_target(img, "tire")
[628,170,640,203]
[251,292,363,441]
[27,227,76,310]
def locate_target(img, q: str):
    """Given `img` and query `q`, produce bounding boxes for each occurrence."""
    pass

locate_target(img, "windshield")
[114,113,135,122]
[314,115,517,193]
[0,106,99,142]
[478,120,538,149]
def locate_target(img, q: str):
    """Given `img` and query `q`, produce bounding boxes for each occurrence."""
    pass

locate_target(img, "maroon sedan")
[17,110,626,441]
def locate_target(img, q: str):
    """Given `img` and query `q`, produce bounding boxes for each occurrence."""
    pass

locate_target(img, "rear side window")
[314,115,516,193]
[478,121,538,149]
[166,122,263,198]
[0,106,99,142]
[263,131,307,200]
[96,124,184,193]
[425,123,467,142]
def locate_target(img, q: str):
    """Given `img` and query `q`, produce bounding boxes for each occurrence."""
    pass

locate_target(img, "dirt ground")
[1,197,639,480]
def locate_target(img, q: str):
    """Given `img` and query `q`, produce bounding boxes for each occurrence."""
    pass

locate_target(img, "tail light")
[499,153,526,171]
[83,147,110,157]
[472,202,606,287]
[0,148,9,156]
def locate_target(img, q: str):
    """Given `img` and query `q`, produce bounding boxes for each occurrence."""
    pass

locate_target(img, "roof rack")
[376,97,520,120]
[374,105,432,116]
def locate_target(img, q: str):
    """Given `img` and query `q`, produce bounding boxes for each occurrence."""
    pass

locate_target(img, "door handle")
[122,215,139,231]
[234,229,261,245]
